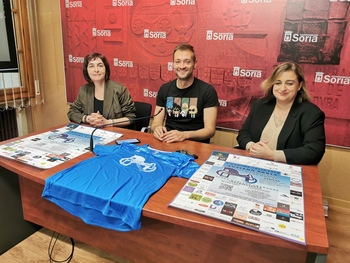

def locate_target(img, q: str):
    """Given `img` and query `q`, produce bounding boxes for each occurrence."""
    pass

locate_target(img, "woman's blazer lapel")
[277,102,301,149]
[103,81,114,118]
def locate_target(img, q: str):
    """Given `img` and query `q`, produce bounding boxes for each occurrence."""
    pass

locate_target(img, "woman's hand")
[249,141,274,161]
[88,111,107,127]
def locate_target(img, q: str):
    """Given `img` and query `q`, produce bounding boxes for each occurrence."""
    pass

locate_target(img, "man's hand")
[159,130,187,143]
[153,126,168,141]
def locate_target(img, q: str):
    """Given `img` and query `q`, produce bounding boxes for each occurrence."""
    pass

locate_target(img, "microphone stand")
[89,108,163,151]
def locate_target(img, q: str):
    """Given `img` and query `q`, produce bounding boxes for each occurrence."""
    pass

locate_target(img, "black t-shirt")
[156,78,219,138]
[94,97,104,115]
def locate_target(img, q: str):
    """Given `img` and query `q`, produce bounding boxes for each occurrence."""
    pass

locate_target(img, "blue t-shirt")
[42,143,199,231]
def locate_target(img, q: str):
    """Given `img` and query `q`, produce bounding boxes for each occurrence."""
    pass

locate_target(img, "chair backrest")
[133,101,152,131]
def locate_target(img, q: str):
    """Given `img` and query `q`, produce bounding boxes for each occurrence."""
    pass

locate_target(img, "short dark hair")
[82,53,111,82]
[173,44,196,62]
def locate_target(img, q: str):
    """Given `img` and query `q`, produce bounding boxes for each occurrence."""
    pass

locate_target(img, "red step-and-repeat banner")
[60,0,350,148]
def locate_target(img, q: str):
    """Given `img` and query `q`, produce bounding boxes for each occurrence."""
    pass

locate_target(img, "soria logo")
[284,31,318,43]
[65,0,82,8]
[112,0,134,6]
[170,0,196,5]
[92,28,111,37]
[143,89,158,98]
[68,55,84,63]
[315,72,350,85]
[143,29,166,39]
[233,67,262,78]
[168,62,173,71]
[206,30,234,41]
[113,58,134,67]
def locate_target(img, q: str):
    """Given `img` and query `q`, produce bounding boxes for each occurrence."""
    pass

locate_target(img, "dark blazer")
[67,80,136,124]
[237,98,326,165]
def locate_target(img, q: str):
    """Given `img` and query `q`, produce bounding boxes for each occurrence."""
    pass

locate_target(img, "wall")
[28,0,350,209]
[28,0,70,131]
[60,0,350,149]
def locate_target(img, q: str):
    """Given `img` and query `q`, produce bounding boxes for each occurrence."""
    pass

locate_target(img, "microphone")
[89,108,163,151]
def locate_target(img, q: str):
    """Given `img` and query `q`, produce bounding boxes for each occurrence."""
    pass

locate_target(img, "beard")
[175,69,193,81]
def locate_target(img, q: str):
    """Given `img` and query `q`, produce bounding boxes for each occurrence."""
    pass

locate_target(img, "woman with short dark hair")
[68,53,136,127]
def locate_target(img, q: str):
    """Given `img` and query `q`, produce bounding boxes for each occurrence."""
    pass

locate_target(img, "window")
[0,0,18,71]
[0,0,36,107]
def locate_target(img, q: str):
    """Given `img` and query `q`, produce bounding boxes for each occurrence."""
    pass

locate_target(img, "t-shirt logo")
[120,155,156,172]
[166,97,198,118]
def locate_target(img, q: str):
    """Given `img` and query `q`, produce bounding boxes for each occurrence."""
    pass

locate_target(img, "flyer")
[169,151,305,245]
[0,123,122,169]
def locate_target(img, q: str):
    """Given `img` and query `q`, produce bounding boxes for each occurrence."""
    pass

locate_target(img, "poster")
[0,123,122,169]
[169,151,305,245]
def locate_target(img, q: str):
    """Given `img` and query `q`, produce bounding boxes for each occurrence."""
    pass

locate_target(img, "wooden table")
[0,126,328,263]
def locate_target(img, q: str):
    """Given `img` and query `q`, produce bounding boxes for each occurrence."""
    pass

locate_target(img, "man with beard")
[151,44,219,143]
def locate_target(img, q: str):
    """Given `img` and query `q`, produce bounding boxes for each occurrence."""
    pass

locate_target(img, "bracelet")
[83,115,87,123]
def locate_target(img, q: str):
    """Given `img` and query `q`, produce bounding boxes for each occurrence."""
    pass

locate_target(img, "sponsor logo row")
[90,27,319,43]
[68,56,350,84]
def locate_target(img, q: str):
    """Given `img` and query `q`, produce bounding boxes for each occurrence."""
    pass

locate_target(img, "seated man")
[151,44,219,143]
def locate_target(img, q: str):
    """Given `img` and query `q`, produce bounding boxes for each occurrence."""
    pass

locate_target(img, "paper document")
[169,151,305,245]
[0,123,123,169]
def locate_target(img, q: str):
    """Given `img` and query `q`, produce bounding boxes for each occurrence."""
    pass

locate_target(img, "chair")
[133,101,152,132]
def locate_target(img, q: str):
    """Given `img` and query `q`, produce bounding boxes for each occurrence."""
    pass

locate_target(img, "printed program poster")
[169,151,305,245]
[0,123,122,169]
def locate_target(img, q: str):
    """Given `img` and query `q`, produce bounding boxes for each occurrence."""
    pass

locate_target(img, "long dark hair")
[82,53,111,82]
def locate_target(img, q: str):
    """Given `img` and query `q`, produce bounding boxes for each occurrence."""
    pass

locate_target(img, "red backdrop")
[60,0,350,148]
